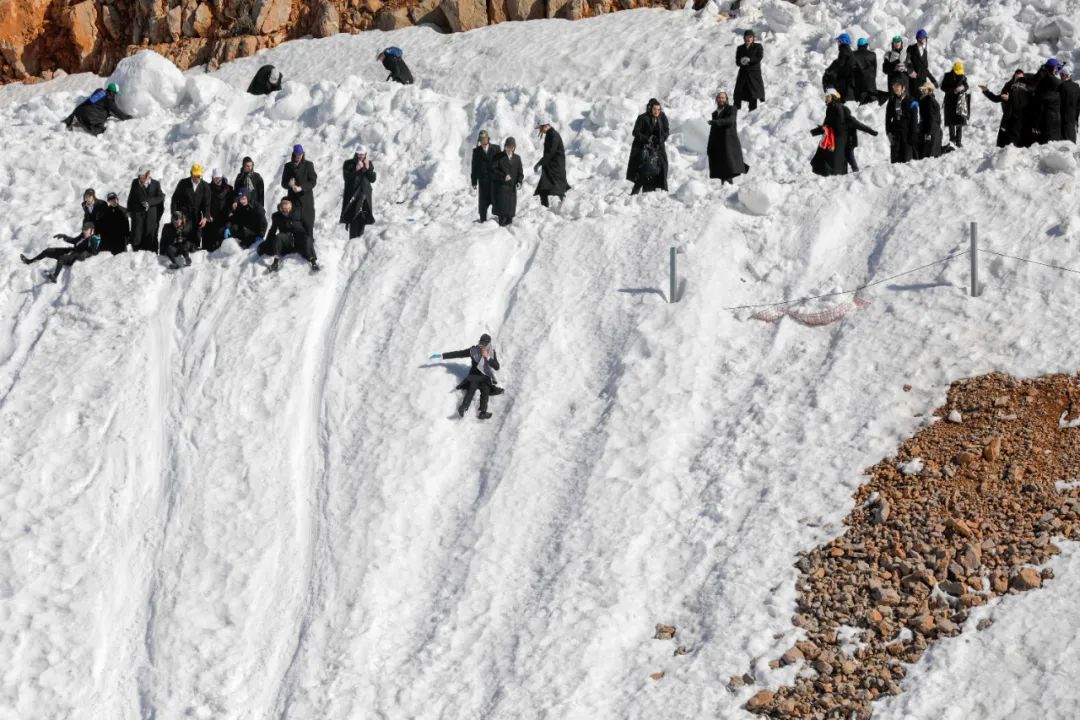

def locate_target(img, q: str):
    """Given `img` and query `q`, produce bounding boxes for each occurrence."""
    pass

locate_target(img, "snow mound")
[737,179,785,216]
[1039,147,1077,174]
[108,50,187,116]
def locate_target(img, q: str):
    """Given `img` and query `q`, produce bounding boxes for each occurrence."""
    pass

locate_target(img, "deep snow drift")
[3,1,1080,718]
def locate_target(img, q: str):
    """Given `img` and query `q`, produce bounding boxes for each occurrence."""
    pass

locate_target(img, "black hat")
[743,29,755,37]
[242,156,253,164]
[478,333,491,346]
[82,219,95,230]
[107,191,118,200]
[171,210,185,222]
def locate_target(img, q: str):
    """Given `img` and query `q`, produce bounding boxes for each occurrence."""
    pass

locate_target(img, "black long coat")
[471,144,498,183]
[940,71,970,126]
[98,205,130,254]
[233,170,265,208]
[810,102,848,176]
[339,159,377,239]
[982,78,1030,147]
[127,178,165,250]
[1061,79,1080,142]
[882,46,909,88]
[1035,71,1064,143]
[247,65,283,95]
[494,151,524,219]
[82,198,108,226]
[382,55,414,84]
[227,201,268,238]
[534,129,570,197]
[852,47,878,103]
[707,105,746,180]
[918,93,943,157]
[822,44,856,101]
[885,93,920,162]
[69,89,131,133]
[906,43,936,87]
[208,182,234,225]
[281,158,318,230]
[734,43,765,103]
[626,111,670,190]
[170,178,212,227]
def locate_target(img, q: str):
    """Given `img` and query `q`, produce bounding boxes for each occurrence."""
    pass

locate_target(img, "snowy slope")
[3,1,1080,718]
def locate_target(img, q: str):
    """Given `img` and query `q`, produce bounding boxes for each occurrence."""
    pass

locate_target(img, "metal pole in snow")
[970,222,979,297]
[670,247,677,303]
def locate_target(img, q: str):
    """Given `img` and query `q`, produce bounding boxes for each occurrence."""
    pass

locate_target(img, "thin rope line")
[723,251,970,311]
[980,249,1080,276]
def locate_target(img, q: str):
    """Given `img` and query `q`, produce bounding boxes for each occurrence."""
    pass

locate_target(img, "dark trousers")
[460,375,493,414]
[539,192,564,207]
[477,179,494,221]
[259,232,316,262]
[203,224,226,252]
[736,98,758,112]
[228,224,260,249]
[161,240,193,268]
[498,216,513,226]
[845,145,859,172]
[889,138,913,164]
[25,247,91,276]
[948,125,964,146]
[130,213,159,252]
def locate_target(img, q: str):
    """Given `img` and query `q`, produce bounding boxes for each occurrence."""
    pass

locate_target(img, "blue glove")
[429,353,442,359]
[255,235,263,244]
[223,228,231,239]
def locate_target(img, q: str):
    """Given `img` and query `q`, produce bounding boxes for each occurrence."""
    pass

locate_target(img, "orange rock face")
[0,0,672,83]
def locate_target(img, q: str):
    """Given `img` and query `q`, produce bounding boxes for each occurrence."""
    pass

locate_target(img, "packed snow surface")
[3,1,1080,718]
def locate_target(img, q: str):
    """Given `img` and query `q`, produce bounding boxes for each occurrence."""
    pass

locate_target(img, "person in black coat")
[81,189,108,228]
[98,192,130,254]
[377,48,414,85]
[810,90,848,176]
[127,168,166,253]
[906,29,936,88]
[261,198,319,273]
[885,81,920,163]
[281,144,318,232]
[1060,67,1080,143]
[471,130,498,222]
[882,36,910,91]
[842,105,878,172]
[171,165,212,249]
[734,30,765,112]
[534,122,570,207]
[940,63,971,147]
[234,157,266,208]
[980,70,1031,148]
[339,146,377,239]
[917,81,943,158]
[160,211,196,269]
[852,38,881,104]
[707,91,748,183]
[247,65,283,95]
[63,83,131,135]
[822,34,856,102]
[1033,60,1064,144]
[224,188,267,249]
[430,333,502,420]
[627,98,670,194]
[493,138,524,227]
[20,220,102,283]
[203,170,234,252]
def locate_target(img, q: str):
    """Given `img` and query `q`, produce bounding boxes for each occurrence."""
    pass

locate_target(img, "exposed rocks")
[745,373,1080,719]
[654,623,676,640]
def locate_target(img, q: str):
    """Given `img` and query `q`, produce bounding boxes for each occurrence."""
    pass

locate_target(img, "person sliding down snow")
[225,188,267,249]
[430,334,503,420]
[260,198,320,273]
[159,211,196,269]
[63,82,131,135]
[247,65,283,95]
[377,47,414,85]
[20,220,102,283]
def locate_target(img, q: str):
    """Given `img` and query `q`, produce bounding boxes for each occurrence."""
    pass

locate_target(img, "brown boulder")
[488,0,508,23]
[1010,567,1042,591]
[506,0,544,18]
[313,0,340,37]
[746,690,774,712]
[192,3,214,38]
[377,6,413,30]
[254,0,292,34]
[441,0,489,31]
[63,1,99,64]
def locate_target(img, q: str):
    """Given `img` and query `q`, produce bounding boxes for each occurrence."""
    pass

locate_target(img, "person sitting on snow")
[247,65,284,95]
[260,197,320,273]
[63,82,131,135]
[225,188,267,249]
[429,333,503,420]
[377,47,414,85]
[20,220,102,283]
[160,210,196,269]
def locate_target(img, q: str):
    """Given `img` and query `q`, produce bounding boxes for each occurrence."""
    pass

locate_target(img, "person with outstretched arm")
[429,333,503,420]
[20,220,102,283]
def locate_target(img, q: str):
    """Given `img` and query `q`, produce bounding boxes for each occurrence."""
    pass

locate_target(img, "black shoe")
[477,411,492,420]
[457,404,467,418]
[20,254,30,264]
[184,255,192,266]
[310,259,321,273]
[268,258,282,273]
[43,270,57,283]
[489,386,505,396]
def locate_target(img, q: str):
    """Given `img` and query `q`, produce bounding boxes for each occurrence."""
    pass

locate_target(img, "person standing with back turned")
[534,120,570,208]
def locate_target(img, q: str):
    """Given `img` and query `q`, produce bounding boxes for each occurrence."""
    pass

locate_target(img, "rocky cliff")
[0,0,676,83]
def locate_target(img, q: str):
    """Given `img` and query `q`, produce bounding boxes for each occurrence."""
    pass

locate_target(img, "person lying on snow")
[429,334,504,420]
[21,220,102,283]
[63,82,131,135]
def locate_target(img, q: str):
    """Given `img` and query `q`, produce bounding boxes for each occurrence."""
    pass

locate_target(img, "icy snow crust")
[3,2,1080,718]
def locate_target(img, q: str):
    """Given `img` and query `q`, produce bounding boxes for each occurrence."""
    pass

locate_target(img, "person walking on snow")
[20,220,102,283]
[810,89,847,176]
[940,61,971,148]
[852,38,884,105]
[979,70,1030,148]
[842,104,878,172]
[234,156,266,209]
[494,138,524,227]
[627,98,670,195]
[471,130,498,222]
[160,210,196,269]
[822,34,856,102]
[1060,66,1080,143]
[340,146,377,239]
[127,167,165,253]
[377,47,414,85]
[734,29,765,112]
[261,197,320,273]
[917,80,944,158]
[707,90,748,183]
[282,144,318,232]
[430,333,503,420]
[534,120,570,208]
[63,82,131,135]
